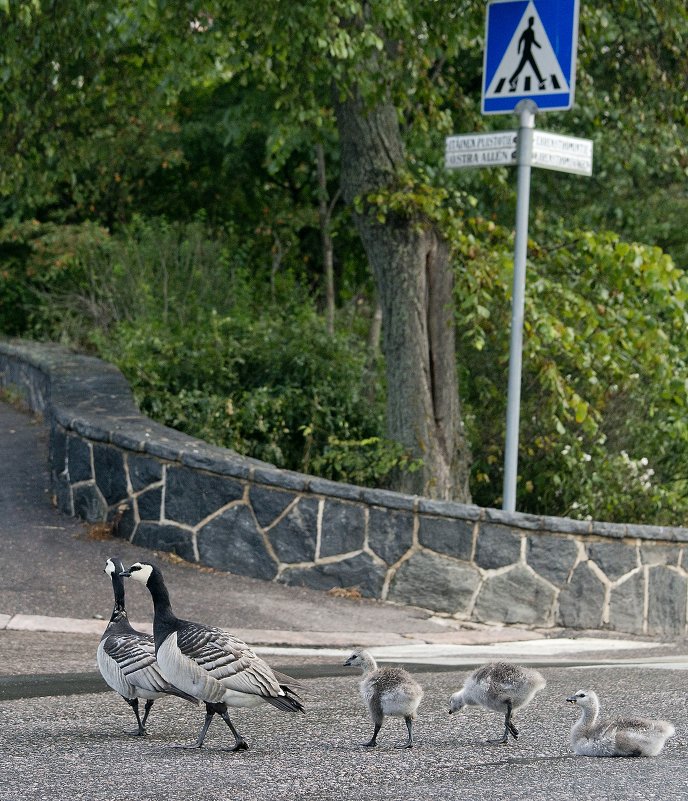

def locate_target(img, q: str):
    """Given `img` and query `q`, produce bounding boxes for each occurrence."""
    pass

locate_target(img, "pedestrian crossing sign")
[482,0,579,115]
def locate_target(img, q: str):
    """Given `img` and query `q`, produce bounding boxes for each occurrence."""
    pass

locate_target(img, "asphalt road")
[1,663,686,801]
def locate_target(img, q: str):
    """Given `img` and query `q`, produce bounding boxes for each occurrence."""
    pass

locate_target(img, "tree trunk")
[334,92,472,501]
[315,142,336,337]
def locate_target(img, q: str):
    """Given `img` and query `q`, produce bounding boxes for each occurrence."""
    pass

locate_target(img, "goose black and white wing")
[172,621,304,711]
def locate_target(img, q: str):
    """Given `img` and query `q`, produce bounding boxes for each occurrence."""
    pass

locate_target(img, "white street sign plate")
[445,130,592,176]
[445,131,517,169]
[482,0,580,115]
[532,130,593,175]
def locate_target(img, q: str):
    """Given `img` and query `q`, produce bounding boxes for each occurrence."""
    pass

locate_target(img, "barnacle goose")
[449,661,546,744]
[97,557,197,735]
[567,689,675,757]
[121,560,304,751]
[343,648,423,748]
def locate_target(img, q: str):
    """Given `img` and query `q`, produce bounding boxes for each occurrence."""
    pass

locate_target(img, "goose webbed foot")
[361,722,381,747]
[219,709,249,752]
[487,734,509,745]
[225,739,250,752]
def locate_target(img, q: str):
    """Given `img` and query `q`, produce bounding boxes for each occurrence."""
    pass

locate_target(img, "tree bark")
[334,91,472,501]
[315,142,337,337]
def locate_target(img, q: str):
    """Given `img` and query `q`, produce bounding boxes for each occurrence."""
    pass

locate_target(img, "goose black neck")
[146,567,179,645]
[109,574,127,622]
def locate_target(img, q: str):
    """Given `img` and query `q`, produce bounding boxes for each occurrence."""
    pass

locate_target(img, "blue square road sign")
[482,0,580,115]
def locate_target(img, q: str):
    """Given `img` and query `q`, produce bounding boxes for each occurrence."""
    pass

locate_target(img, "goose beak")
[343,658,352,667]
[566,695,577,704]
[119,570,132,577]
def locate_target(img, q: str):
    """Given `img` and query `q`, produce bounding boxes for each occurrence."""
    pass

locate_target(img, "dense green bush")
[456,219,688,523]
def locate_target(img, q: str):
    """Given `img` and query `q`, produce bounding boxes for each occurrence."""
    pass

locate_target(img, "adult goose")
[343,649,423,748]
[97,557,197,736]
[121,560,305,750]
[567,689,675,757]
[449,662,546,744]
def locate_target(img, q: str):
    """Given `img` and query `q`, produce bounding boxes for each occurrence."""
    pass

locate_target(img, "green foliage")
[455,219,688,524]
[310,436,423,488]
[0,219,109,337]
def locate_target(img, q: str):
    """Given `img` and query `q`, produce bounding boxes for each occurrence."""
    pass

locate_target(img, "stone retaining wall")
[2,337,687,636]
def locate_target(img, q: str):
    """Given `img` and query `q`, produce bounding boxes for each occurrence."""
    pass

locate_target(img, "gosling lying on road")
[449,661,546,744]
[344,649,423,748]
[567,689,675,757]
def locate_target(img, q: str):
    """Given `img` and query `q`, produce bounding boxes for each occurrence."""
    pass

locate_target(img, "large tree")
[209,2,482,500]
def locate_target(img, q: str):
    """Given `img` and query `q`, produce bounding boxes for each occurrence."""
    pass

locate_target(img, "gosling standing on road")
[344,649,423,748]
[566,689,675,757]
[449,661,546,744]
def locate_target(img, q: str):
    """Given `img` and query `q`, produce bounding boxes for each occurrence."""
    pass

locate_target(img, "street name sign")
[445,129,592,176]
[532,130,592,175]
[445,131,517,169]
[482,0,580,115]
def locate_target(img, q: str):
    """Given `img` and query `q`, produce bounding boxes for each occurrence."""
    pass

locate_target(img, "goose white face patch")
[126,563,154,584]
[104,559,116,576]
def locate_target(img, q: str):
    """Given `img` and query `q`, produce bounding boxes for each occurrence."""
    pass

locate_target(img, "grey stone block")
[49,426,67,476]
[249,485,296,529]
[133,522,196,564]
[557,563,606,629]
[647,567,687,636]
[475,523,521,570]
[93,444,128,506]
[640,545,681,567]
[418,516,473,561]
[137,486,162,522]
[320,501,365,557]
[387,551,479,614]
[165,465,243,526]
[197,505,277,581]
[368,507,414,565]
[473,565,556,625]
[266,497,318,563]
[53,474,73,516]
[67,436,92,483]
[252,467,308,492]
[72,483,107,523]
[590,521,626,540]
[360,488,416,511]
[417,498,481,521]
[111,500,136,541]
[587,541,638,581]
[608,572,645,634]
[307,477,363,502]
[278,553,385,598]
[527,535,578,587]
[483,507,543,530]
[127,454,162,492]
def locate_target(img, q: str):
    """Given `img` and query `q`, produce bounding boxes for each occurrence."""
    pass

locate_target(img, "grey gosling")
[121,561,304,751]
[449,661,546,744]
[343,648,423,748]
[97,557,197,736]
[566,689,675,757]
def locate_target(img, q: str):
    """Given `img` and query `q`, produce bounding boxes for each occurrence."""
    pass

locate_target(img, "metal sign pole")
[502,99,537,512]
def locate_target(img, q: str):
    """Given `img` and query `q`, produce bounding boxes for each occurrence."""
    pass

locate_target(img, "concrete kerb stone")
[2,336,688,638]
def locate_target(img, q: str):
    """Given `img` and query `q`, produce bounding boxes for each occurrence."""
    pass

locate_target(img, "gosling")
[567,689,675,757]
[343,649,423,748]
[449,661,546,744]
